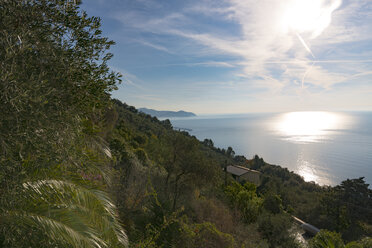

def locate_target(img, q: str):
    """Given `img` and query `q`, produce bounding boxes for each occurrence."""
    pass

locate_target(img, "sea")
[170,111,372,186]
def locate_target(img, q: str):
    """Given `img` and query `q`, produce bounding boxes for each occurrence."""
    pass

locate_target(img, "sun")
[280,0,342,38]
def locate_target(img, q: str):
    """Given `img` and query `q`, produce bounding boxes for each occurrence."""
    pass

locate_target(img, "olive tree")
[0,0,126,247]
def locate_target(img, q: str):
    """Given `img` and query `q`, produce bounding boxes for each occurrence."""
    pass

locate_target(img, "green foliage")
[226,146,235,158]
[1,180,127,248]
[191,197,235,234]
[108,100,372,247]
[108,101,257,247]
[253,154,371,243]
[357,237,372,248]
[1,0,120,174]
[257,212,298,248]
[309,230,345,248]
[3,0,370,247]
[0,0,126,246]
[263,194,283,214]
[134,148,148,164]
[225,181,263,223]
[318,178,372,241]
[203,138,214,148]
[345,241,363,248]
[178,222,235,248]
[144,130,219,211]
[342,237,372,248]
[252,155,265,170]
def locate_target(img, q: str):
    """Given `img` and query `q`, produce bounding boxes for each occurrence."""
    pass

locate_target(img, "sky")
[82,0,372,114]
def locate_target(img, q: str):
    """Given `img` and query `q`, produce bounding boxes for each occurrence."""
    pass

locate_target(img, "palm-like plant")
[1,180,127,247]
[0,0,127,246]
[309,230,345,248]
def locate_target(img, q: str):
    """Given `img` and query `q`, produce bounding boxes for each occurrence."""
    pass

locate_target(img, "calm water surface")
[170,112,372,186]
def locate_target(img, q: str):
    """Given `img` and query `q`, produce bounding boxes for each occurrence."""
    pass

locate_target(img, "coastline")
[170,111,372,186]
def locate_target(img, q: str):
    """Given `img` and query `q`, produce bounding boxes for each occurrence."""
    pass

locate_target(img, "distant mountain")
[139,108,196,118]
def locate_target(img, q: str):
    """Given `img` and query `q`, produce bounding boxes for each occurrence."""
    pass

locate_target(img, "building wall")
[239,171,261,185]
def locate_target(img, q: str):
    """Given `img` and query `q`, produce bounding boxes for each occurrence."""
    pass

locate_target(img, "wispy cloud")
[121,0,372,88]
[98,0,372,112]
[124,61,235,69]
[110,66,146,90]
[135,40,174,54]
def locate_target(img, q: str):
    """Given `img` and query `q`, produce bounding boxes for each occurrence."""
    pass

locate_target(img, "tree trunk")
[172,172,185,212]
[165,171,170,197]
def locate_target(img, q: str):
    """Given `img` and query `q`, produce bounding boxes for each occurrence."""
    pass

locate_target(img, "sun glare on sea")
[298,160,318,182]
[296,154,332,185]
[274,111,346,143]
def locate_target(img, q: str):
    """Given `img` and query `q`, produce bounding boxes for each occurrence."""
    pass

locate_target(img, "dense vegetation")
[108,100,372,248]
[1,1,371,247]
[1,0,126,247]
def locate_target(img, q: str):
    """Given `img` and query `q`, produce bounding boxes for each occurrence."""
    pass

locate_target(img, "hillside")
[1,1,371,247]
[107,99,372,248]
[139,107,196,118]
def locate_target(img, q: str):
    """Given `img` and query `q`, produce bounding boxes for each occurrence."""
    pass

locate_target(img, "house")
[226,165,261,185]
